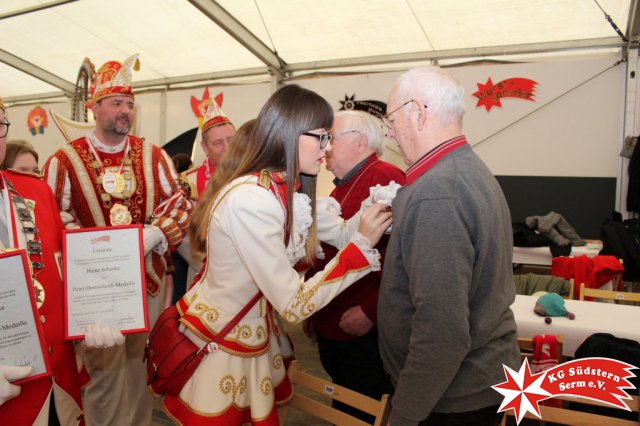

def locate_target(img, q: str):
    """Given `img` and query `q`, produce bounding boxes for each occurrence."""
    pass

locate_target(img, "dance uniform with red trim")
[164,170,377,425]
[0,170,85,426]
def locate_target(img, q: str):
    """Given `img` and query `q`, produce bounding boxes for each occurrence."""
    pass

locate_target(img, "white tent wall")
[2,53,629,236]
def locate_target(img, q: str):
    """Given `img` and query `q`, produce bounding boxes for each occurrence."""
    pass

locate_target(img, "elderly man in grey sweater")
[378,66,520,426]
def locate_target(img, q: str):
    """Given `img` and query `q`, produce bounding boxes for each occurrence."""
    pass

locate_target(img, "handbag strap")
[198,290,262,356]
[196,171,287,356]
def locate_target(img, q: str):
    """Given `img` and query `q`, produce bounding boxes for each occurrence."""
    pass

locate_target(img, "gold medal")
[110,203,132,226]
[113,172,126,194]
[102,171,118,194]
[33,279,45,309]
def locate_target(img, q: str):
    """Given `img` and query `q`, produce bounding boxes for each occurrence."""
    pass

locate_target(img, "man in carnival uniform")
[0,98,124,425]
[43,55,193,425]
[183,101,235,200]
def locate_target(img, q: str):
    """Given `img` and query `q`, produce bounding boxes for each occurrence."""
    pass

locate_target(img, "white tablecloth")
[513,241,602,266]
[511,294,640,357]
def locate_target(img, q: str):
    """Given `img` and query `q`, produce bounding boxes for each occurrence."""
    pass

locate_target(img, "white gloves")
[83,324,125,349]
[360,180,403,213]
[142,225,167,255]
[0,364,33,406]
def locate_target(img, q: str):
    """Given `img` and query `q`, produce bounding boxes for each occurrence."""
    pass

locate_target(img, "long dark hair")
[191,85,333,263]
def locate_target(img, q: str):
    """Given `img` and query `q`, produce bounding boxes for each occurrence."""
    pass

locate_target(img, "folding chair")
[579,282,640,303]
[517,335,564,363]
[287,360,391,426]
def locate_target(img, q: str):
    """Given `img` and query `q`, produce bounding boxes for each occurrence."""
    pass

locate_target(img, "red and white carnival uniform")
[182,157,214,201]
[43,131,192,426]
[44,131,192,295]
[0,170,85,426]
[164,171,377,425]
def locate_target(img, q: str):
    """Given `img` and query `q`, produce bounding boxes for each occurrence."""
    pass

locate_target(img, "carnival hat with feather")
[86,54,140,108]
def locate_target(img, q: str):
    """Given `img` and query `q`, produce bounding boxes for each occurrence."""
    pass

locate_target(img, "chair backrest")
[287,360,391,426]
[517,335,564,363]
[579,282,640,303]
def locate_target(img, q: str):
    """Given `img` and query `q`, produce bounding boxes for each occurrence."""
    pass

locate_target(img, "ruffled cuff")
[350,232,381,271]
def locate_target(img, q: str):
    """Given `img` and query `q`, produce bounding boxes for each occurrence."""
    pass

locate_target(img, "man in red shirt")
[306,110,405,422]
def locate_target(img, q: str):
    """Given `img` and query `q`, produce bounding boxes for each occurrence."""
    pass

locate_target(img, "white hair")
[394,66,465,126]
[334,110,385,155]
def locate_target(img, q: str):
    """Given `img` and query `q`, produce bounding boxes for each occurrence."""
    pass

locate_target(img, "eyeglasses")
[0,121,10,138]
[302,131,332,149]
[382,100,426,129]
[333,130,361,139]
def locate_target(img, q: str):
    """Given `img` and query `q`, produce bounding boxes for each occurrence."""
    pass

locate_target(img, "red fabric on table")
[551,255,623,300]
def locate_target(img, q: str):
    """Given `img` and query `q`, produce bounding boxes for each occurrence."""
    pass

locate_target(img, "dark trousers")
[419,405,504,426]
[317,330,393,423]
[171,251,190,304]
[49,392,61,426]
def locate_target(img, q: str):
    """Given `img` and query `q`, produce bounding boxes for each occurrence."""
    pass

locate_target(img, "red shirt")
[309,155,406,340]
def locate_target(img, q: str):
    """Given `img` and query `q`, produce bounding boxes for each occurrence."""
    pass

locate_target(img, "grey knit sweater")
[378,144,520,426]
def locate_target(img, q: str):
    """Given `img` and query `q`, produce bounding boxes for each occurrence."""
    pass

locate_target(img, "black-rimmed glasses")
[302,131,332,149]
[0,121,10,138]
[382,100,426,129]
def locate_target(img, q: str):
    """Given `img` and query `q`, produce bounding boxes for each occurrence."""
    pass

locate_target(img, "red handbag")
[144,292,262,396]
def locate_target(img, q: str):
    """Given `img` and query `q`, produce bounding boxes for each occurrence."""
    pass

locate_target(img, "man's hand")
[82,324,125,350]
[339,305,374,336]
[0,364,33,406]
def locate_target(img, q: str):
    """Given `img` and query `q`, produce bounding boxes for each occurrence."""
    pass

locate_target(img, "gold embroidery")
[193,303,220,323]
[260,377,273,396]
[232,324,252,340]
[272,354,283,370]
[219,375,247,402]
[282,282,318,322]
[281,249,370,321]
[256,325,266,341]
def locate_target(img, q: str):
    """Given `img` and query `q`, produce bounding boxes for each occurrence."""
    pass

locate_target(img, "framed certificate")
[0,250,51,384]
[63,225,148,340]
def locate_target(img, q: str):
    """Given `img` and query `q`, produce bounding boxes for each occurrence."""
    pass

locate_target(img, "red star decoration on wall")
[473,78,500,111]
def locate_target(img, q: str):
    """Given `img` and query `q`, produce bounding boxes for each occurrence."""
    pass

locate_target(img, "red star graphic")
[492,359,550,424]
[472,78,501,111]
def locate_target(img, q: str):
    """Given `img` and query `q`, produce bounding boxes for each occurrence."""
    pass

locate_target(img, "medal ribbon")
[86,135,131,175]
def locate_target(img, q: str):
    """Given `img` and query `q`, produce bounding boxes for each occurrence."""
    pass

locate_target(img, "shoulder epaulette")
[258,169,272,188]
[6,168,43,179]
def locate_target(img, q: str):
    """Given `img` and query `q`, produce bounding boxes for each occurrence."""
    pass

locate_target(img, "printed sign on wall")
[27,106,48,135]
[473,77,537,111]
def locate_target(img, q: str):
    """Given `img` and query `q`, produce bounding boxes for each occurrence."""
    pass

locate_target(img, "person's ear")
[357,134,368,153]
[90,103,99,119]
[415,101,427,132]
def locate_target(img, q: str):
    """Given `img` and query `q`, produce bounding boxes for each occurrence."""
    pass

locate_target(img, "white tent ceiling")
[1,0,638,104]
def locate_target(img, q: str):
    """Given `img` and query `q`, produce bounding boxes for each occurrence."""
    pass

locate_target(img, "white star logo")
[492,358,551,424]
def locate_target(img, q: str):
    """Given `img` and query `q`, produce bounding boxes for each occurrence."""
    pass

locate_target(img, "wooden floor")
[152,322,331,425]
